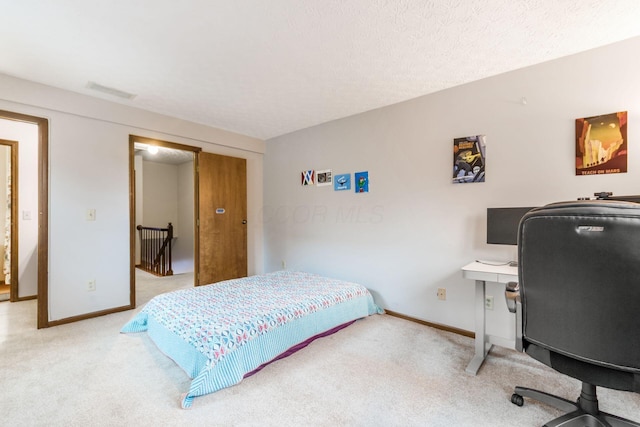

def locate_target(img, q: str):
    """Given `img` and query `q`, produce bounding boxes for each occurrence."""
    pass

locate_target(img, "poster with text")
[354,171,369,193]
[575,111,627,176]
[453,135,486,183]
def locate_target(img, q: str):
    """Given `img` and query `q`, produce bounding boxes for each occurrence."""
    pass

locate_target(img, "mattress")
[121,270,382,408]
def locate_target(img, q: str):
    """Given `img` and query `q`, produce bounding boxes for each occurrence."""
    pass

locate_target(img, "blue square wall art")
[334,173,351,191]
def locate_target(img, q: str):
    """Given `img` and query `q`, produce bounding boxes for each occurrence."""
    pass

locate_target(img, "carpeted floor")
[1,270,638,426]
[0,283,9,302]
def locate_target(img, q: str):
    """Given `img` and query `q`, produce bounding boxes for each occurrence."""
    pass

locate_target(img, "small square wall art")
[316,169,332,186]
[334,173,351,191]
[354,171,369,193]
[301,170,314,186]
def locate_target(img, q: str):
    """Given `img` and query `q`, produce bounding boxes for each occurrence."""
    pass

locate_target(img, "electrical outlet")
[437,288,446,300]
[485,295,494,310]
[87,280,96,292]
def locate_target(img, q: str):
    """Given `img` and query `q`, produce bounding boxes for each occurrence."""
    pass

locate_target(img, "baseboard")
[384,309,474,339]
[46,304,132,327]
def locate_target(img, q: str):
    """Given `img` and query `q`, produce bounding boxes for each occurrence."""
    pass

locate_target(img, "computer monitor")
[486,207,537,245]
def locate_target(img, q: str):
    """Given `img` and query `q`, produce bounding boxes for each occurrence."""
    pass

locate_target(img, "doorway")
[0,109,48,328]
[128,135,249,307]
[129,135,200,306]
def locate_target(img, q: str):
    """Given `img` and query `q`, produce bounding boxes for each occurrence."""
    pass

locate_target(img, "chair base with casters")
[510,382,640,427]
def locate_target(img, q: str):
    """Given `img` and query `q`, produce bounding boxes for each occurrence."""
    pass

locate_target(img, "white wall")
[0,119,39,298]
[0,73,264,322]
[142,160,179,229]
[264,36,640,339]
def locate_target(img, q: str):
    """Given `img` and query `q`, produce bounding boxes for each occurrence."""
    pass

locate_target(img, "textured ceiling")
[1,1,640,141]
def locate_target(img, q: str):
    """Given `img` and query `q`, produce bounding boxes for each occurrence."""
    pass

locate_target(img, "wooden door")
[197,152,247,285]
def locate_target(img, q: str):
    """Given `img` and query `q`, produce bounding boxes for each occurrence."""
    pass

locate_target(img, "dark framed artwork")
[453,135,486,183]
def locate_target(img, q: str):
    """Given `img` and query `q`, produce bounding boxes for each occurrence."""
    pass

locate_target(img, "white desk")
[461,261,518,375]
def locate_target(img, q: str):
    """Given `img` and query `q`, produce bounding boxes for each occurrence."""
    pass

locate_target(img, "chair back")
[518,201,640,377]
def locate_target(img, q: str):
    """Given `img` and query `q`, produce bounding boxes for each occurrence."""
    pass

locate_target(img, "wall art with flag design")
[301,170,314,186]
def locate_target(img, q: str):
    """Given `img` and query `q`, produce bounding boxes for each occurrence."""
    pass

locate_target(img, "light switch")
[22,210,31,220]
[87,209,96,221]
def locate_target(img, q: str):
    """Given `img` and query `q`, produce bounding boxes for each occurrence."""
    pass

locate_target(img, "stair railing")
[137,223,173,276]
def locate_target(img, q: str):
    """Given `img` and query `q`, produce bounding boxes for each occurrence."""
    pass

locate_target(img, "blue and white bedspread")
[121,271,382,408]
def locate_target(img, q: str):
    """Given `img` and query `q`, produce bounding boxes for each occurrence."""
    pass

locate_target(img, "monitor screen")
[486,207,536,245]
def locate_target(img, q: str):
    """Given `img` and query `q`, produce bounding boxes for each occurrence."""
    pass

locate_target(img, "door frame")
[128,135,201,307]
[0,109,49,328]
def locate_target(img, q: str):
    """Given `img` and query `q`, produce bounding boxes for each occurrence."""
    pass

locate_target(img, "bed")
[121,270,382,408]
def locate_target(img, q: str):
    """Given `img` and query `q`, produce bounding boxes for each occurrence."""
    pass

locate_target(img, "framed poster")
[453,135,486,183]
[575,111,627,176]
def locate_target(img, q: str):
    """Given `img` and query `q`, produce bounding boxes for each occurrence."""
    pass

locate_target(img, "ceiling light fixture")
[87,81,137,100]
[133,142,159,154]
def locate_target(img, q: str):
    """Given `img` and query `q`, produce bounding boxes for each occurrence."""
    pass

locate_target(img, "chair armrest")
[505,281,524,352]
[505,281,519,313]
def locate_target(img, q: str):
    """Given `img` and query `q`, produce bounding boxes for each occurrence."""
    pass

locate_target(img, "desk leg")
[465,279,492,375]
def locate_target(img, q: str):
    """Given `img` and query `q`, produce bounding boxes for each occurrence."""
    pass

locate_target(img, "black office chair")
[505,200,640,426]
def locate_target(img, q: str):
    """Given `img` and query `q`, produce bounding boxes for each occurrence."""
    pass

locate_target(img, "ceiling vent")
[87,81,136,100]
